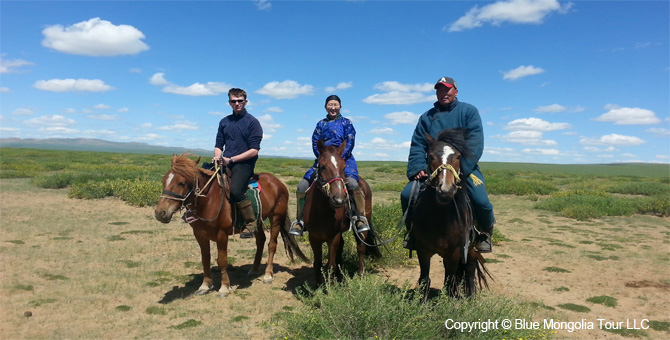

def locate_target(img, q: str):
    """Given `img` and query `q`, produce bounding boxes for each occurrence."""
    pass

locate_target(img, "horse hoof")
[262,275,273,284]
[196,289,209,295]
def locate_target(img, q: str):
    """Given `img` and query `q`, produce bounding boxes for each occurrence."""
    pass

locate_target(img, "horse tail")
[279,214,310,263]
[472,252,492,293]
[364,221,383,259]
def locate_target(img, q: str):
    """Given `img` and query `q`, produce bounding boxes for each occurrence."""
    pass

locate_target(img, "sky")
[1,0,669,165]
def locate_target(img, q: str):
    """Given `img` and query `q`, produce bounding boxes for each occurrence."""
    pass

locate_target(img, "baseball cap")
[434,76,457,89]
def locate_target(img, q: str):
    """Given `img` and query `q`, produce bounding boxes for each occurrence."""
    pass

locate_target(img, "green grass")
[586,295,617,307]
[273,274,550,340]
[556,303,591,313]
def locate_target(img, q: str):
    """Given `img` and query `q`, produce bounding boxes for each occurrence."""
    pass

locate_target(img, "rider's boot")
[237,199,257,239]
[475,222,494,253]
[352,188,370,234]
[288,192,307,236]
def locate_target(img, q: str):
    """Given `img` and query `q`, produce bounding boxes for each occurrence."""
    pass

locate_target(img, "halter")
[159,163,225,223]
[317,175,348,198]
[428,163,461,184]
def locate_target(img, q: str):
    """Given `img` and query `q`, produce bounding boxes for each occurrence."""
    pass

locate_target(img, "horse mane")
[171,153,211,182]
[436,128,471,159]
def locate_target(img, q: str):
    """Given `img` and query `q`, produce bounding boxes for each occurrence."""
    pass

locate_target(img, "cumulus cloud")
[384,111,421,125]
[498,130,557,146]
[42,17,149,56]
[0,56,34,73]
[93,103,110,110]
[373,81,433,93]
[505,117,570,131]
[256,80,314,99]
[163,82,230,96]
[370,127,395,134]
[580,134,645,146]
[88,114,119,121]
[253,0,272,11]
[33,78,113,92]
[595,105,661,125]
[24,115,75,128]
[533,103,565,113]
[12,108,34,116]
[157,121,199,131]
[257,114,281,132]
[264,107,284,113]
[645,128,670,136]
[447,0,572,32]
[363,81,435,105]
[325,82,353,93]
[150,73,169,86]
[503,65,545,80]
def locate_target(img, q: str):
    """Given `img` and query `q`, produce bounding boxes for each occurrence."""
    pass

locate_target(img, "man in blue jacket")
[213,88,263,238]
[401,77,495,252]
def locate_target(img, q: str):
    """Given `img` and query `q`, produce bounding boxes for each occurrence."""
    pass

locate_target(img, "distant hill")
[0,138,210,156]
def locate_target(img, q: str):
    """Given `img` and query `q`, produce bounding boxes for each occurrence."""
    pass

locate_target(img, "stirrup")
[475,234,492,253]
[354,216,370,233]
[288,220,304,236]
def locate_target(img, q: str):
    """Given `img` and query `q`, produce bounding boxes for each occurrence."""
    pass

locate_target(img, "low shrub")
[31,172,74,189]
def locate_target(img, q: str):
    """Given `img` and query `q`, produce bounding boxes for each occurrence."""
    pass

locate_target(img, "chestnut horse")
[154,154,308,297]
[304,140,382,285]
[410,128,490,302]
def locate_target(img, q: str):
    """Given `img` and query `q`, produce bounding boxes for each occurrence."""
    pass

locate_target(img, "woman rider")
[288,95,370,236]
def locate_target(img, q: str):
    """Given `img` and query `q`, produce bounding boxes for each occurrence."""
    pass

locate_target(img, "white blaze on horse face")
[330,155,338,170]
[166,172,175,187]
[441,145,455,188]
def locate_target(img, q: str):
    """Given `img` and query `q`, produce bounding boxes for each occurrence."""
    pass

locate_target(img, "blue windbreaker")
[304,114,359,181]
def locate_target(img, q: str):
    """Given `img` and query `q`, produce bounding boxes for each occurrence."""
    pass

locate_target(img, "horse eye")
[178,182,186,187]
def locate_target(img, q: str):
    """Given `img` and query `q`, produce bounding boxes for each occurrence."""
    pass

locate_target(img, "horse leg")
[215,230,231,297]
[310,237,324,286]
[443,251,461,298]
[249,221,267,278]
[194,234,212,295]
[329,233,343,281]
[416,250,432,303]
[261,217,281,284]
[463,250,479,297]
[355,231,367,276]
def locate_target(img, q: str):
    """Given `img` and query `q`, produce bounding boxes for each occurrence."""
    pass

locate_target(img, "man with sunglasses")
[213,88,263,238]
[401,77,495,253]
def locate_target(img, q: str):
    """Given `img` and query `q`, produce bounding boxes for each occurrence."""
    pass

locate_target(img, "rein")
[161,163,226,223]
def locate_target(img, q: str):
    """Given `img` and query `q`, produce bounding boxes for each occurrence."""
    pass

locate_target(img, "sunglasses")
[229,99,246,104]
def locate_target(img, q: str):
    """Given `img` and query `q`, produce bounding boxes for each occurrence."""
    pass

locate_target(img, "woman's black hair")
[325,95,341,106]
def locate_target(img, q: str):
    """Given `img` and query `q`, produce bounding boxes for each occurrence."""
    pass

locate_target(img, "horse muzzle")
[330,196,346,209]
[435,184,457,205]
[154,206,176,223]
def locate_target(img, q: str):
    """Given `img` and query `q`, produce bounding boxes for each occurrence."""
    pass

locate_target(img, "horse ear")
[425,133,435,143]
[317,139,326,154]
[195,156,201,164]
[337,139,347,155]
[171,154,177,164]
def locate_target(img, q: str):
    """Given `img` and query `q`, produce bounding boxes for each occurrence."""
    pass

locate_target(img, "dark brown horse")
[303,140,382,285]
[154,153,308,297]
[410,128,490,302]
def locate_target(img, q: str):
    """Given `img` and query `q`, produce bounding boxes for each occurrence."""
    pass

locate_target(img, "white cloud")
[42,127,79,134]
[33,78,113,92]
[498,130,557,146]
[580,134,645,146]
[0,87,9,92]
[370,127,395,134]
[505,117,570,131]
[12,108,34,116]
[117,107,129,113]
[533,103,565,113]
[595,106,661,125]
[373,81,433,93]
[363,91,434,105]
[583,146,617,153]
[157,121,199,130]
[88,114,118,121]
[42,17,149,56]
[141,123,152,128]
[24,115,75,128]
[448,0,572,32]
[257,114,281,132]
[163,82,231,96]
[253,0,272,11]
[384,111,421,125]
[645,128,670,136]
[256,80,314,99]
[93,103,110,109]
[0,56,34,73]
[503,65,545,80]
[208,111,225,116]
[264,107,284,113]
[325,82,353,93]
[522,148,560,155]
[150,73,169,86]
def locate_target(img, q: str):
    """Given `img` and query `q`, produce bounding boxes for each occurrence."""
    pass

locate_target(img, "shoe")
[239,231,254,239]
[475,234,492,253]
[288,220,304,236]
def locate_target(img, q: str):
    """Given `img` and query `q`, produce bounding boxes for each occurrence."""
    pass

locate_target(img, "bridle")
[159,164,225,223]
[427,163,462,188]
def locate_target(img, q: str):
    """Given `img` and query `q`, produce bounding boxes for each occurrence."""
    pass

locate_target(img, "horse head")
[425,128,470,205]
[315,139,348,208]
[154,153,201,223]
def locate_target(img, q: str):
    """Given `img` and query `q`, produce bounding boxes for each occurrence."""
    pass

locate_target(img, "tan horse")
[410,128,490,302]
[303,140,382,285]
[154,153,308,297]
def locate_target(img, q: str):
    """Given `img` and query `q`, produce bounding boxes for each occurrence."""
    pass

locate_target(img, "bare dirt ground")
[1,179,668,339]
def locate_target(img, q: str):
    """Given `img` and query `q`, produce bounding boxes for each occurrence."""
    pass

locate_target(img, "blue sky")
[1,0,668,164]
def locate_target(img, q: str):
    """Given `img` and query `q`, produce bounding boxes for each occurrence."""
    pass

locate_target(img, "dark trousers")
[230,163,253,203]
